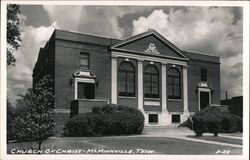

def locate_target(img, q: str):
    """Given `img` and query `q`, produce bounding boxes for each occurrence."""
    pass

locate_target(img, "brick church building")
[33,29,221,135]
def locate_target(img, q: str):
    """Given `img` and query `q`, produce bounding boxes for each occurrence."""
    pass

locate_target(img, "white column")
[138,60,144,110]
[182,65,189,123]
[183,66,188,112]
[161,63,169,126]
[111,56,118,104]
[74,79,77,100]
[161,64,167,110]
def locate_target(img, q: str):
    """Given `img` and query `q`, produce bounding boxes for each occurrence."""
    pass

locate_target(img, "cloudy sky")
[7,5,243,104]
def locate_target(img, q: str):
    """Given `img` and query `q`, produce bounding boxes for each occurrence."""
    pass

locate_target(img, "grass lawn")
[7,136,242,155]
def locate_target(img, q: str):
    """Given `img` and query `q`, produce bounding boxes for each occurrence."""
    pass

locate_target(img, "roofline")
[111,29,189,61]
[111,29,153,47]
[183,50,220,58]
[54,29,121,41]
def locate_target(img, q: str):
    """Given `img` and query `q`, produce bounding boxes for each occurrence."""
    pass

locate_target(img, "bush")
[64,104,144,136]
[179,106,242,136]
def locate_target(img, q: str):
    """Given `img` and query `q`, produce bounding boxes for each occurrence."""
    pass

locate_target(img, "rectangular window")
[172,114,180,123]
[149,114,158,123]
[201,68,207,81]
[77,82,95,99]
[80,52,89,70]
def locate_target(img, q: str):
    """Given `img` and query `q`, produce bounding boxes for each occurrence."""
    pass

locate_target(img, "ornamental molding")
[197,82,211,89]
[145,43,160,54]
[73,70,96,79]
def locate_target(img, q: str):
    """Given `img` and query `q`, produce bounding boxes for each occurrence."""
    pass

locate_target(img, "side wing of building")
[184,51,221,114]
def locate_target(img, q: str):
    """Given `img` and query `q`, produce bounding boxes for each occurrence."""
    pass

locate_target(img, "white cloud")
[42,5,150,39]
[8,5,149,105]
[7,6,243,105]
[43,5,83,32]
[7,15,57,104]
[132,7,243,98]
[221,53,243,98]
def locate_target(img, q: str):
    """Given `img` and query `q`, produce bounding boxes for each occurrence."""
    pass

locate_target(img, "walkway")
[140,127,243,148]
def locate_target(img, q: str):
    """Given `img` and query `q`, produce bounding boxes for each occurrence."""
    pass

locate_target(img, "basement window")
[172,114,180,123]
[149,114,158,123]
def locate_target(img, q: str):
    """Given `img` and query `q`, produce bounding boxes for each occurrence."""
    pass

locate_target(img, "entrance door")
[200,91,209,110]
[77,82,95,99]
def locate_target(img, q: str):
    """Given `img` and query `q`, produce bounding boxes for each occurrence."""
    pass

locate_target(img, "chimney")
[226,91,228,100]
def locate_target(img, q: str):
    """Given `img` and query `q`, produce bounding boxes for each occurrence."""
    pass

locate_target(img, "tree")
[7,99,17,142]
[14,75,54,150]
[7,4,21,66]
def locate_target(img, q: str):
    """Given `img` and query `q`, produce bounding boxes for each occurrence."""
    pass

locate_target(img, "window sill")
[119,96,136,99]
[144,97,160,101]
[168,99,182,102]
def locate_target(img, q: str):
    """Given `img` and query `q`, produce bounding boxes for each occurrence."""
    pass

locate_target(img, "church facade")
[33,29,221,135]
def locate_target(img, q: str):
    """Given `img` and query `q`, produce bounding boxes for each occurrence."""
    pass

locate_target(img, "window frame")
[200,68,207,81]
[79,52,89,70]
[118,61,136,97]
[148,114,158,123]
[172,114,181,123]
[167,67,181,99]
[144,65,160,98]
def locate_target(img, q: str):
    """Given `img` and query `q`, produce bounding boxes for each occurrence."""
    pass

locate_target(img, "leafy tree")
[7,99,17,142]
[7,4,21,66]
[14,75,54,150]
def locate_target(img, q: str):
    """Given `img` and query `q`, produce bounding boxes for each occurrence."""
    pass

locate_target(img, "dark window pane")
[149,114,158,123]
[77,83,85,99]
[168,67,181,99]
[201,68,207,81]
[172,114,180,123]
[118,62,135,97]
[144,65,159,98]
[80,53,89,70]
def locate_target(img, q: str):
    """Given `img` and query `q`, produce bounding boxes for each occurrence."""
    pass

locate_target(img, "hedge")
[64,104,144,136]
[179,106,242,136]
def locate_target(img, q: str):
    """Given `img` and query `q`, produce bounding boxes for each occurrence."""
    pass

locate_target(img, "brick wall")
[187,60,221,112]
[53,35,112,130]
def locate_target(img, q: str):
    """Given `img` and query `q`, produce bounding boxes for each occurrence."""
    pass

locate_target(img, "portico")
[109,29,192,126]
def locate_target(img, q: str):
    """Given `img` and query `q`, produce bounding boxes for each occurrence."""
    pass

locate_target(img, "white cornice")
[112,48,188,62]
[112,51,188,66]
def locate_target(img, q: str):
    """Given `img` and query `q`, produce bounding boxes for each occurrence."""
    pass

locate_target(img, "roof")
[46,29,220,64]
[183,50,220,64]
[53,29,121,46]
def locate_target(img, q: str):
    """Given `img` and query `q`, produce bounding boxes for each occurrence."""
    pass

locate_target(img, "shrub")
[64,105,144,136]
[179,106,242,136]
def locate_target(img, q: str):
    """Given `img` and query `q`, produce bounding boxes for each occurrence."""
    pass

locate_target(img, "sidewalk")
[142,126,194,136]
[49,127,242,149]
[139,126,242,148]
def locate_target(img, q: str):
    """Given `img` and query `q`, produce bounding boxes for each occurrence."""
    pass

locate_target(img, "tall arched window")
[168,67,181,99]
[144,65,159,98]
[119,62,135,97]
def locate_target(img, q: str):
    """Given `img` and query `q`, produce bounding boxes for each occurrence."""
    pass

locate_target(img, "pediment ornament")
[145,43,159,54]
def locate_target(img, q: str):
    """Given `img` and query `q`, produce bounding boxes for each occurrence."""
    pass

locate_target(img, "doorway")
[200,91,209,110]
[77,82,95,99]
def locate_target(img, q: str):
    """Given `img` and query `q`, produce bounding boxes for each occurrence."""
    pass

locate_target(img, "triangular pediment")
[111,30,188,60]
